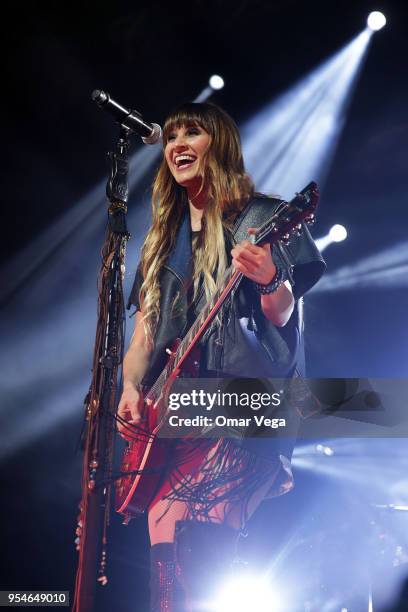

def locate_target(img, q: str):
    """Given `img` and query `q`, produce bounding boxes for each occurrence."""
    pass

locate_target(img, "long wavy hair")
[138,102,254,342]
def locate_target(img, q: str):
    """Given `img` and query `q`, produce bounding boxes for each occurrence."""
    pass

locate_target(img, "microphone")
[91,89,162,145]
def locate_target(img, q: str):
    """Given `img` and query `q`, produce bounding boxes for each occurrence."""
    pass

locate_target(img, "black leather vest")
[138,196,325,387]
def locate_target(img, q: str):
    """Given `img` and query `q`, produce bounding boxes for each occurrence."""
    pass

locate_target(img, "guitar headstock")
[253,181,319,247]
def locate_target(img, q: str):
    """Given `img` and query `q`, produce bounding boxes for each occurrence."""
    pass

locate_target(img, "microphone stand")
[72,126,132,612]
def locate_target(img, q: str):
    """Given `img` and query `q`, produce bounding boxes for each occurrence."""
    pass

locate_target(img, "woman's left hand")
[231,228,294,326]
[231,228,276,284]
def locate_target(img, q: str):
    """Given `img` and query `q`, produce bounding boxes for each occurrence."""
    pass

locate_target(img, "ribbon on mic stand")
[72,124,131,612]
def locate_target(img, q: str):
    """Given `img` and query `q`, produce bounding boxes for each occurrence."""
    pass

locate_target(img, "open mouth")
[175,154,197,169]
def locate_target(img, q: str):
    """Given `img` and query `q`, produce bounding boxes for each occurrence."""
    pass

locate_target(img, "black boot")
[150,543,185,612]
[174,520,239,612]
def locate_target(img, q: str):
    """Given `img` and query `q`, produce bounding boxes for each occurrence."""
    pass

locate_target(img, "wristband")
[254,264,285,295]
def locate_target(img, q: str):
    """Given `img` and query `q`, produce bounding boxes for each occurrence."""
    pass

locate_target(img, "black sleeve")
[127,263,143,311]
[272,223,326,300]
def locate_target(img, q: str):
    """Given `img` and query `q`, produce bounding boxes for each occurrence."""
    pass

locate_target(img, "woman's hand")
[117,382,144,437]
[231,229,276,284]
[231,228,295,327]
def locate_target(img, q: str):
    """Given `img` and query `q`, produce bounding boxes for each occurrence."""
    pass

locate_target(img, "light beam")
[312,241,408,292]
[242,30,373,199]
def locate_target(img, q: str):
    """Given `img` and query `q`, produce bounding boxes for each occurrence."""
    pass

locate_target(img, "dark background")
[1,1,407,610]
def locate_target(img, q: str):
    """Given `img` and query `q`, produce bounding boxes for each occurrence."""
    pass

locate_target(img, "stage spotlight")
[209,74,225,90]
[329,224,348,242]
[215,576,282,612]
[315,224,348,252]
[367,11,386,31]
[194,75,225,102]
[316,444,335,456]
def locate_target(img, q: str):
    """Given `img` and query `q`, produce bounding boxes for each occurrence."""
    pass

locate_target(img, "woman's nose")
[173,135,187,148]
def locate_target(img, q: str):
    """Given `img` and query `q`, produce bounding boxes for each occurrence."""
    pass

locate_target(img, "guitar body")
[115,342,200,521]
[115,183,319,522]
[115,420,169,521]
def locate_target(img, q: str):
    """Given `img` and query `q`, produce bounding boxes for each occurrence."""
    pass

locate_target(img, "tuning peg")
[305,214,315,225]
[282,233,291,244]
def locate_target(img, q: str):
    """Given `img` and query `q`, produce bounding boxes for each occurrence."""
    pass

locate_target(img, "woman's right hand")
[117,383,144,438]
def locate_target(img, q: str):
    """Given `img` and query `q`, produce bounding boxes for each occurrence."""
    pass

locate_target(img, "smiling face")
[164,123,211,196]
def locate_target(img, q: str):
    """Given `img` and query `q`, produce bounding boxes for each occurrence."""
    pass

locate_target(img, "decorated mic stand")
[72,125,132,612]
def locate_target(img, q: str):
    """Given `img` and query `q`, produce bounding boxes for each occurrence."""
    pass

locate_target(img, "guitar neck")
[146,265,243,402]
[176,266,243,366]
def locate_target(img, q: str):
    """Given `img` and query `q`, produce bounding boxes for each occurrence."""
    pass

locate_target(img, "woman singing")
[117,102,325,611]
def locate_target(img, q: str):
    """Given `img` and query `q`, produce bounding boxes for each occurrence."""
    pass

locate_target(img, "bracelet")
[254,264,285,295]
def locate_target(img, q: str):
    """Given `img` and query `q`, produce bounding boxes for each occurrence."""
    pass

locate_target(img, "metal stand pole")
[72,127,132,611]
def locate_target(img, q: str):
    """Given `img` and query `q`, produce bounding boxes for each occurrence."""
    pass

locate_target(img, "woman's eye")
[166,127,200,143]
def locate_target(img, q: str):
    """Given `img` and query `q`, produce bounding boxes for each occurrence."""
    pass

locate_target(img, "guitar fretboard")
[146,263,242,402]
